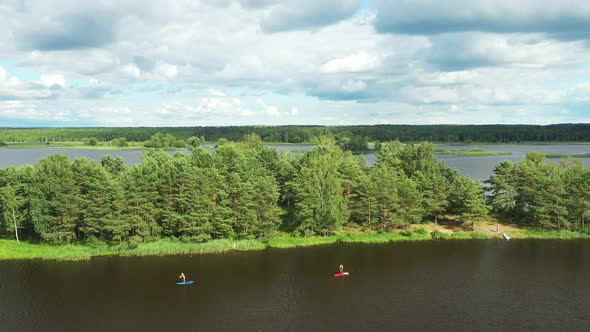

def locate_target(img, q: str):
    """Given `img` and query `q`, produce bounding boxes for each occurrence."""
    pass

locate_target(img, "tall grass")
[434,149,512,156]
[2,228,588,261]
[514,229,590,239]
[450,231,489,240]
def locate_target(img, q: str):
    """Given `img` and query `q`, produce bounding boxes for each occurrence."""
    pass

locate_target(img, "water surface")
[1,240,589,331]
[1,144,589,181]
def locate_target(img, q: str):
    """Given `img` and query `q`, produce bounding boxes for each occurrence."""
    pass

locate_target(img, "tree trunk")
[12,207,19,243]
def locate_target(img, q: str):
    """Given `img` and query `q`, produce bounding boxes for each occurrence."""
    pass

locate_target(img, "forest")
[1,134,589,245]
[2,123,590,144]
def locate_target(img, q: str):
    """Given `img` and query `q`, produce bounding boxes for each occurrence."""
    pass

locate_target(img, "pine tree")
[29,154,79,243]
[456,178,488,230]
[290,144,348,236]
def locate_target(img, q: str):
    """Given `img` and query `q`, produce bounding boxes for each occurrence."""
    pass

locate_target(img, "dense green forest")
[1,134,588,245]
[2,124,590,144]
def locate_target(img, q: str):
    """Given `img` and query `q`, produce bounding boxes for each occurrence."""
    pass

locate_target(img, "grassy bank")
[545,153,590,158]
[509,229,590,239]
[1,228,589,261]
[1,142,191,151]
[434,149,512,156]
[443,142,590,146]
[3,142,145,150]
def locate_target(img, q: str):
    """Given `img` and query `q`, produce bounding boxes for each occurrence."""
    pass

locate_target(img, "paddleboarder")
[339,264,344,274]
[179,272,186,283]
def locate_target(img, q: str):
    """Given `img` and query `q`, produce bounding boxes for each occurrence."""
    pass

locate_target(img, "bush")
[82,137,98,146]
[400,229,413,237]
[414,227,428,235]
[110,137,128,147]
[431,230,450,240]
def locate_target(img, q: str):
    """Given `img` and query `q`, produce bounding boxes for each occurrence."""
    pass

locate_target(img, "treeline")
[193,124,590,143]
[0,127,195,143]
[486,153,590,230]
[0,135,488,244]
[1,135,589,245]
[2,124,590,144]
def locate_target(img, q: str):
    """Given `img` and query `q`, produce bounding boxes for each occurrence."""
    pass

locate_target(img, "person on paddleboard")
[179,272,186,283]
[339,264,344,273]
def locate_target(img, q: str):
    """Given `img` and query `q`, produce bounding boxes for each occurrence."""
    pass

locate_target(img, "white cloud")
[340,79,367,93]
[0,65,63,100]
[320,51,382,73]
[154,62,178,80]
[37,74,65,88]
[0,1,588,126]
[0,100,41,119]
[121,64,141,79]
[256,98,281,116]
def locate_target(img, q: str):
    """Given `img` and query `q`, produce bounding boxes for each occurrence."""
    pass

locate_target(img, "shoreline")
[1,227,589,261]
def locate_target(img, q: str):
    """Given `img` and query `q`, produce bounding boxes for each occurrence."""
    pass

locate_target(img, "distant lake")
[1,144,589,181]
[1,240,590,331]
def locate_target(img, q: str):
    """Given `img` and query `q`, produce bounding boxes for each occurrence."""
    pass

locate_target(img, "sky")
[0,0,590,127]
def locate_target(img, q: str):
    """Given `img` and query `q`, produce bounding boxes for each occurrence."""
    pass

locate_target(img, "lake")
[1,240,589,331]
[1,144,589,181]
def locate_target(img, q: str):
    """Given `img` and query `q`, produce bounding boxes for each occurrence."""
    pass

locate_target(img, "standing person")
[179,272,186,283]
[339,264,344,274]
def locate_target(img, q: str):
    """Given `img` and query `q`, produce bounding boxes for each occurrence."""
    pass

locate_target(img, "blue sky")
[0,0,589,127]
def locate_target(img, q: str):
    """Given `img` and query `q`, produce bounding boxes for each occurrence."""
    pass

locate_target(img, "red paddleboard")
[333,272,349,277]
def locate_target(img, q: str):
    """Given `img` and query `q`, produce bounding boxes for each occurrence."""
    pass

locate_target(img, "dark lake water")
[1,144,589,181]
[1,240,589,331]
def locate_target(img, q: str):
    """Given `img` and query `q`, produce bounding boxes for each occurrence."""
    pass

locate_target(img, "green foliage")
[187,136,205,148]
[110,137,128,147]
[144,132,179,148]
[3,124,590,145]
[82,137,98,146]
[289,143,349,236]
[431,230,450,240]
[2,134,589,251]
[485,152,590,231]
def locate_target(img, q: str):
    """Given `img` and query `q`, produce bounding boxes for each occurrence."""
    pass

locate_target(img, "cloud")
[401,83,563,106]
[374,0,590,39]
[0,100,41,119]
[256,98,281,116]
[21,50,118,76]
[0,100,73,122]
[0,65,63,100]
[78,107,134,126]
[155,90,259,123]
[18,12,118,51]
[258,0,361,33]
[77,79,117,99]
[0,1,589,126]
[426,33,584,70]
[37,74,65,88]
[305,78,384,101]
[320,51,382,73]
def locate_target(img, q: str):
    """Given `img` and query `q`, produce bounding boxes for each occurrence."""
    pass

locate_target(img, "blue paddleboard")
[176,280,195,285]
[502,233,510,240]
